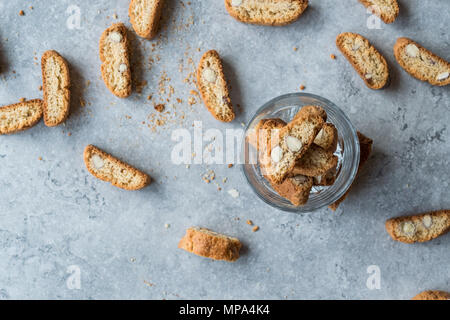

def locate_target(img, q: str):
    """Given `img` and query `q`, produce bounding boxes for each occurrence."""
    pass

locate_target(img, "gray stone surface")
[0,0,449,300]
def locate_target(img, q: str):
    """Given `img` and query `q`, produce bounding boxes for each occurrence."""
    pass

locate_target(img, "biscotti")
[313,167,337,186]
[129,0,164,39]
[99,23,132,98]
[336,32,389,89]
[248,118,286,150]
[394,38,450,86]
[225,0,308,26]
[329,131,373,211]
[197,50,235,122]
[314,123,338,152]
[271,175,313,206]
[178,227,242,262]
[293,105,327,122]
[84,145,150,190]
[266,112,324,184]
[291,144,338,177]
[41,50,70,127]
[358,0,399,24]
[385,210,450,244]
[0,99,43,135]
[412,290,450,300]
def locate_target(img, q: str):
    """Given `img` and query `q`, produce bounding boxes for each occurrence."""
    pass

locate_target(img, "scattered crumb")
[19,10,24,16]
[29,6,33,10]
[154,104,165,112]
[228,189,239,198]
[19,97,26,102]
[38,156,42,161]
[143,280,154,287]
[293,47,298,51]
[299,85,305,90]
[112,13,118,19]
[330,54,336,60]
[252,226,259,232]
[147,95,152,100]
[164,223,170,229]
[246,220,253,226]
[130,257,136,262]
[68,132,72,136]
[38,85,43,91]
[228,164,233,168]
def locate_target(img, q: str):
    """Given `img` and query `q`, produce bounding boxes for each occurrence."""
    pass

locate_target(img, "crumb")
[228,189,239,198]
[189,90,199,96]
[330,54,336,60]
[112,13,118,19]
[19,10,24,16]
[130,257,136,262]
[293,47,298,51]
[252,226,259,232]
[154,104,165,112]
[19,97,26,102]
[228,164,233,168]
[38,85,43,91]
[188,97,196,105]
[246,220,253,226]
[147,95,152,100]
[299,85,305,90]
[164,223,170,229]
[68,132,72,136]
[143,280,154,287]
[29,6,33,10]
[38,156,42,161]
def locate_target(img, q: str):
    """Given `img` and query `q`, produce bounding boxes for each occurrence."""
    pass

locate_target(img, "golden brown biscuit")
[129,0,164,39]
[292,144,338,177]
[394,37,450,86]
[412,290,450,300]
[358,0,399,24]
[0,99,43,135]
[271,175,313,206]
[178,227,242,262]
[41,50,70,127]
[84,145,150,190]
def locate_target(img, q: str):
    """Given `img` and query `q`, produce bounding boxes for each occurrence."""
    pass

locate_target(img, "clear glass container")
[241,93,360,212]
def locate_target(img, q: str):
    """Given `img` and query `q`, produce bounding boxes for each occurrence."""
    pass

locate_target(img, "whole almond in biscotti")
[394,38,450,86]
[336,32,389,89]
[129,0,164,39]
[0,99,43,135]
[84,145,150,190]
[197,50,235,122]
[271,174,313,206]
[412,290,450,300]
[41,50,70,127]
[329,131,373,211]
[99,23,132,98]
[225,0,308,26]
[178,227,242,262]
[385,210,450,244]
[266,112,324,184]
[358,0,399,24]
[292,144,338,177]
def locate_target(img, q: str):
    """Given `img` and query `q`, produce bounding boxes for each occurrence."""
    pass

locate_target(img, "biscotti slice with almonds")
[313,123,338,152]
[266,112,324,184]
[41,50,70,127]
[197,50,235,122]
[385,210,450,244]
[329,131,373,211]
[225,0,308,26]
[84,145,150,190]
[99,23,132,98]
[291,144,338,177]
[293,105,327,122]
[271,175,313,206]
[129,0,164,39]
[358,0,399,24]
[412,290,450,300]
[394,38,450,86]
[0,99,43,135]
[336,32,389,89]
[178,227,242,262]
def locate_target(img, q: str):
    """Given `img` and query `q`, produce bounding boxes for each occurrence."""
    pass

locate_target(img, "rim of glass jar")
[240,92,360,212]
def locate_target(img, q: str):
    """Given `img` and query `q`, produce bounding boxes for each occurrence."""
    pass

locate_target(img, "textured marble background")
[0,0,449,299]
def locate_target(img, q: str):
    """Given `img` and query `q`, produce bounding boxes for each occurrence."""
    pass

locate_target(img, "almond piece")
[285,136,303,152]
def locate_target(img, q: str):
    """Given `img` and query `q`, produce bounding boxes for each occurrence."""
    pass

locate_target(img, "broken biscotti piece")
[336,32,389,89]
[41,50,70,127]
[197,50,235,122]
[412,290,450,300]
[178,227,242,262]
[266,112,324,184]
[84,145,150,190]
[314,123,338,152]
[385,210,450,244]
[291,144,338,177]
[99,23,132,98]
[0,99,43,135]
[225,0,308,26]
[129,0,164,39]
[394,38,450,86]
[329,131,372,211]
[271,175,313,206]
[358,0,399,24]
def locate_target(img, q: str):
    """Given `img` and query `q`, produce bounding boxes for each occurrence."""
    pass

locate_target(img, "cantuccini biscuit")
[225,0,308,26]
[293,105,327,122]
[129,0,164,39]
[266,112,324,184]
[178,227,242,262]
[41,50,70,127]
[394,37,450,86]
[0,99,43,135]
[247,118,286,150]
[84,145,150,190]
[99,23,132,98]
[412,290,450,300]
[336,32,389,89]
[196,50,235,122]
[329,131,372,211]
[358,0,399,24]
[271,174,313,206]
[385,210,450,244]
[291,144,338,177]
[314,123,338,152]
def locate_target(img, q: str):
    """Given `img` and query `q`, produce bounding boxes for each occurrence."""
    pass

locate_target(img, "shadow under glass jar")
[241,93,360,212]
